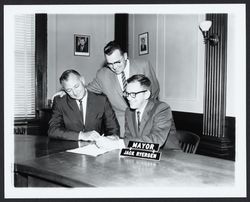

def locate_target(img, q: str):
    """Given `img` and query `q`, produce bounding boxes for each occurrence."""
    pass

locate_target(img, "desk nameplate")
[120,148,161,160]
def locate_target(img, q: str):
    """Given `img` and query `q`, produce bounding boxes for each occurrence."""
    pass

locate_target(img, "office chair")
[177,130,200,154]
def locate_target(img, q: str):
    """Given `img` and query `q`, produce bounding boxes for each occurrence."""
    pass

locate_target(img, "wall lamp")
[199,20,219,46]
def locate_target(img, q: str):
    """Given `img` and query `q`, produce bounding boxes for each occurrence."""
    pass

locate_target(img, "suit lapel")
[108,70,128,107]
[66,95,83,125]
[110,71,123,95]
[85,91,96,128]
[139,101,154,134]
[127,109,138,137]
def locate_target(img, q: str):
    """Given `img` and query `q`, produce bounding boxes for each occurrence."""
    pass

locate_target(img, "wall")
[129,14,205,113]
[129,14,236,116]
[47,14,114,100]
[47,13,237,117]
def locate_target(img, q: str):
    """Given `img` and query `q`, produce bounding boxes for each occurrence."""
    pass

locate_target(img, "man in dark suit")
[87,41,160,137]
[48,69,119,141]
[140,38,147,52]
[76,37,88,52]
[95,74,179,150]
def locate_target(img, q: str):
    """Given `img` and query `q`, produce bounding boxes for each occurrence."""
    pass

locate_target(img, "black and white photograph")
[3,4,246,199]
[139,32,149,55]
[74,34,90,56]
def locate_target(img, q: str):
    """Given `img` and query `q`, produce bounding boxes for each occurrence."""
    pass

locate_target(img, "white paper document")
[66,144,113,157]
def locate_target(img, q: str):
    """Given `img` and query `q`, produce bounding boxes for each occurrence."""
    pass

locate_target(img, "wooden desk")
[14,135,235,187]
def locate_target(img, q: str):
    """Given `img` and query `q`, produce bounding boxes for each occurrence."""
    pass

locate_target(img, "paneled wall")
[129,14,205,113]
[47,14,114,100]
[128,14,236,117]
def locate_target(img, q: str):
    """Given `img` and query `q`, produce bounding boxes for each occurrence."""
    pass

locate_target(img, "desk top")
[15,135,235,187]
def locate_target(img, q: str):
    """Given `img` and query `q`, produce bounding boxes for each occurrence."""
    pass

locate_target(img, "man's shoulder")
[88,91,108,101]
[53,94,67,103]
[149,100,170,112]
[96,66,111,75]
[95,66,113,81]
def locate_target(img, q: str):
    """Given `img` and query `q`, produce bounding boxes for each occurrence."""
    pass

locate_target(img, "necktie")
[121,71,127,91]
[137,111,141,133]
[79,99,84,124]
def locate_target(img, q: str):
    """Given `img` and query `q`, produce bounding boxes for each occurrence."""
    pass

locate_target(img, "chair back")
[177,130,200,154]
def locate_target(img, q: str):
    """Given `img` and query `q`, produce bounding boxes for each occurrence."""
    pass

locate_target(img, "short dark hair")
[127,74,151,90]
[104,41,124,56]
[59,69,81,84]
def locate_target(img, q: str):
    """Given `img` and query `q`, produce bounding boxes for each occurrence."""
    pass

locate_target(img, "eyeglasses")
[106,57,124,69]
[123,90,147,98]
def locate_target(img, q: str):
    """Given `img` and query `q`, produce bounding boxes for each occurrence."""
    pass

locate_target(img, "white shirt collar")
[124,59,130,77]
[136,100,148,121]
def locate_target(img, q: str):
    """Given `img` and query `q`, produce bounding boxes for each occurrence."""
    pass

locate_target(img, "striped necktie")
[121,71,127,91]
[137,111,141,133]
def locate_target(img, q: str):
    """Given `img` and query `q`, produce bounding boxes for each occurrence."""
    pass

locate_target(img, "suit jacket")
[87,59,160,137]
[76,44,88,52]
[123,100,180,150]
[141,44,147,51]
[48,91,120,141]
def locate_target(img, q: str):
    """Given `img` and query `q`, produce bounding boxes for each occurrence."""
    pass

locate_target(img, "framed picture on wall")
[139,32,149,55]
[74,34,90,56]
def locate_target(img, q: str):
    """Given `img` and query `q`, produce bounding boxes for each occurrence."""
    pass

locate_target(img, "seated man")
[48,69,120,141]
[95,74,178,150]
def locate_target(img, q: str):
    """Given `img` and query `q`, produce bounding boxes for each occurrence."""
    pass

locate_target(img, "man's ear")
[145,90,151,100]
[80,76,86,85]
[123,52,128,60]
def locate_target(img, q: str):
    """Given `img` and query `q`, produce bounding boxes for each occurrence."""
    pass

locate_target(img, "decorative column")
[198,14,234,160]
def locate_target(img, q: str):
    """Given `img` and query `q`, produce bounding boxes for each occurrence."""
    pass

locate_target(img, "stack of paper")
[66,144,113,157]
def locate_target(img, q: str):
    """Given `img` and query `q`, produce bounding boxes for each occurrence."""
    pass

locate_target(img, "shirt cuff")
[78,131,83,140]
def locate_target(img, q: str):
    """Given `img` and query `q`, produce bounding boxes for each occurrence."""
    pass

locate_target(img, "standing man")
[95,74,178,150]
[87,41,160,136]
[48,69,119,141]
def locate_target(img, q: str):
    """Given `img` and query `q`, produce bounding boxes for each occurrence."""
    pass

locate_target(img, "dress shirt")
[76,90,88,125]
[117,59,130,91]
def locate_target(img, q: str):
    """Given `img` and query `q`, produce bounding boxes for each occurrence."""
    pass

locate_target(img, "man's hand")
[79,130,101,141]
[95,135,122,150]
[51,91,66,103]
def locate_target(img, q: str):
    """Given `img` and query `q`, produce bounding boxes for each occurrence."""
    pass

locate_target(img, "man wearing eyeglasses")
[95,74,178,150]
[87,41,160,137]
